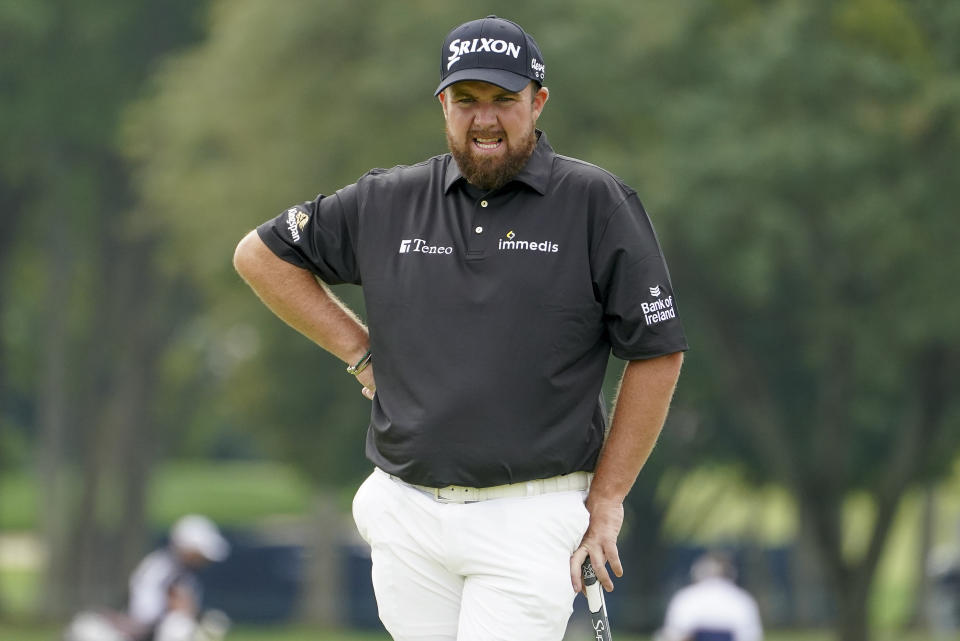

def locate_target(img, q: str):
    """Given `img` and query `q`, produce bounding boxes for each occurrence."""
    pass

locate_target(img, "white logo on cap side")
[447,38,522,70]
[531,58,545,81]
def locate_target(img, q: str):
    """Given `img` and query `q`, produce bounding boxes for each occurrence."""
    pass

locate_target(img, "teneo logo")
[285,207,308,243]
[641,287,676,326]
[447,38,522,70]
[398,238,454,255]
[498,230,559,253]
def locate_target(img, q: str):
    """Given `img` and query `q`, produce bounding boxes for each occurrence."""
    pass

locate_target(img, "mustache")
[468,130,505,138]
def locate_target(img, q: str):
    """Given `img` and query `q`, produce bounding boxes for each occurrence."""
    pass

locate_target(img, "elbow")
[233,230,260,280]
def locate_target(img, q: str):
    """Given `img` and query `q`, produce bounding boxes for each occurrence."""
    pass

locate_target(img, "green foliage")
[1,0,952,631]
[638,0,960,485]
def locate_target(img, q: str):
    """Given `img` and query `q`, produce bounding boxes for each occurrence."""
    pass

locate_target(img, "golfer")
[235,15,687,641]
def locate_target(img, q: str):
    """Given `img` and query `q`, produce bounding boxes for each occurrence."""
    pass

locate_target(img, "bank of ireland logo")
[642,284,676,327]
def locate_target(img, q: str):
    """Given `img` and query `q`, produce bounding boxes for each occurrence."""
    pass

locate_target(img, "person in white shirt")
[64,515,230,641]
[127,514,230,641]
[656,552,763,641]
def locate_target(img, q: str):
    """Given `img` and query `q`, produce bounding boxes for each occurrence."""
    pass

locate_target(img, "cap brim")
[435,68,531,96]
[199,537,230,562]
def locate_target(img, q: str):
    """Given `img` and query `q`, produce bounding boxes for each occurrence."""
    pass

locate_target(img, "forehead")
[447,80,529,98]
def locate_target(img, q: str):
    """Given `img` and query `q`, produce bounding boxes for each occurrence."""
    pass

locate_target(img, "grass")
[0,623,953,641]
[0,568,39,617]
[5,459,960,637]
[0,473,36,531]
[0,460,315,532]
[147,460,314,528]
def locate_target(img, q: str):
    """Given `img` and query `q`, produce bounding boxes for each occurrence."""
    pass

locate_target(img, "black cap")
[435,15,546,96]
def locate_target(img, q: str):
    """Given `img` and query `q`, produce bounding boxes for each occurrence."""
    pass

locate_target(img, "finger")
[590,550,614,592]
[361,387,374,400]
[607,543,624,579]
[569,544,590,593]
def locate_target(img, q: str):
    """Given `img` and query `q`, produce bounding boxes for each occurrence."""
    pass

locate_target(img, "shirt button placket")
[469,199,490,258]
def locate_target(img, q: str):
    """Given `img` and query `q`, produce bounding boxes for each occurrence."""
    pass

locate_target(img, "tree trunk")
[0,181,25,617]
[836,580,871,641]
[37,202,77,619]
[620,475,672,631]
[911,486,936,630]
[37,149,178,617]
[66,231,172,611]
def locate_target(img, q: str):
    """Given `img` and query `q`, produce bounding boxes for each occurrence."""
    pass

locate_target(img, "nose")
[473,103,499,129]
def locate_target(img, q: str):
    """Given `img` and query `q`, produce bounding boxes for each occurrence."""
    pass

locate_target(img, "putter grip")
[582,558,612,640]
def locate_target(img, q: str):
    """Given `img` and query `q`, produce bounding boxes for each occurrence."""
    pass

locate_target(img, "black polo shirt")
[257,131,688,487]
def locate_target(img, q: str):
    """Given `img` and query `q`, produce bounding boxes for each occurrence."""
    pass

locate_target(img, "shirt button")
[480,200,488,208]
[474,226,483,234]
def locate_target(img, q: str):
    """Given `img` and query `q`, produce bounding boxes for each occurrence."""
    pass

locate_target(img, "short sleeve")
[256,183,362,285]
[591,194,688,359]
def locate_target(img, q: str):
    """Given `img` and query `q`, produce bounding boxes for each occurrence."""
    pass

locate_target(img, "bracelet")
[346,350,372,376]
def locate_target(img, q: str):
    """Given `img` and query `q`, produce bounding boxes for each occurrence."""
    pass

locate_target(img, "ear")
[531,85,549,122]
[438,90,449,118]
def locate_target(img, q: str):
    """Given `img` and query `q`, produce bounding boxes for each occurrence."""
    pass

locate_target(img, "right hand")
[356,365,376,400]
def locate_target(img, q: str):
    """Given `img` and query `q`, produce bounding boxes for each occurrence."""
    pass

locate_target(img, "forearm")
[587,351,684,509]
[233,230,369,366]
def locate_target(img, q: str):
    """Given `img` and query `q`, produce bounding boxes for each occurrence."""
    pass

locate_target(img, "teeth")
[474,137,502,150]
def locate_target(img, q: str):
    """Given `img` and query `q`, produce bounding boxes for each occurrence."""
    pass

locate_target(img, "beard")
[446,124,538,191]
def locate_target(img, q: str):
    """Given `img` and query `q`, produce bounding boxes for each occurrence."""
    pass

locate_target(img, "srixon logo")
[447,38,522,70]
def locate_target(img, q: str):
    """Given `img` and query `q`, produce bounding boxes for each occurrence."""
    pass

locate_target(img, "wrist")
[585,490,624,512]
[346,350,372,376]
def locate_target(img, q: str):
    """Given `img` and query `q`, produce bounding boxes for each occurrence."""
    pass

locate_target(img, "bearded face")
[445,124,537,191]
[441,81,547,191]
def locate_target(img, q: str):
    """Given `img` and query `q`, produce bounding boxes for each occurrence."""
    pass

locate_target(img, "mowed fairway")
[0,623,950,641]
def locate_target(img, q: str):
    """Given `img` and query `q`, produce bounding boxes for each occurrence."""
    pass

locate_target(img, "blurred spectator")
[65,514,231,641]
[926,542,960,639]
[128,514,231,641]
[655,552,763,641]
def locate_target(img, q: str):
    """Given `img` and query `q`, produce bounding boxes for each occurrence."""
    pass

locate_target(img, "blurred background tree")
[0,0,209,617]
[639,3,960,640]
[1,0,958,640]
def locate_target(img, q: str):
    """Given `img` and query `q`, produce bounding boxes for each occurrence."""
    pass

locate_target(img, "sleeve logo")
[641,285,676,326]
[284,207,308,243]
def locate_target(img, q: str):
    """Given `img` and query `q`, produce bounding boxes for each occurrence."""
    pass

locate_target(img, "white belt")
[381,468,592,503]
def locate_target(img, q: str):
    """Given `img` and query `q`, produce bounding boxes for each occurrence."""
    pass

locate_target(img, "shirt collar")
[443,129,554,196]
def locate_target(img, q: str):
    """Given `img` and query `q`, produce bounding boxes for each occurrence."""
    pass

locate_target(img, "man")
[656,552,763,641]
[64,514,230,641]
[127,515,230,641]
[234,15,687,641]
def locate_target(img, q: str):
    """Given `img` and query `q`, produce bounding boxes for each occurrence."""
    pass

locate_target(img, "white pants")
[352,468,590,641]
